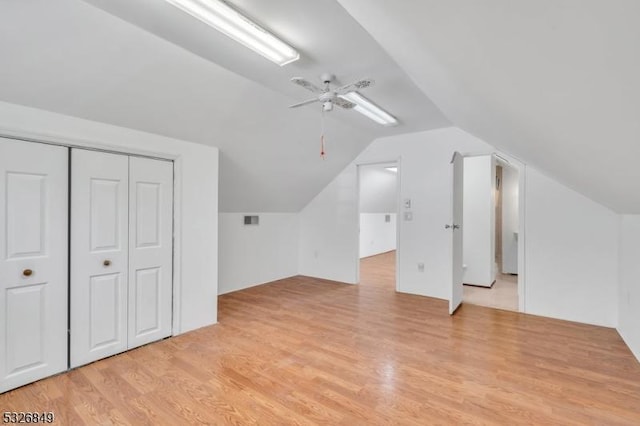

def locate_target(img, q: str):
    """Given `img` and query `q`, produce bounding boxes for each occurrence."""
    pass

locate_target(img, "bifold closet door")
[71,150,173,367]
[70,149,129,368]
[0,138,68,393]
[128,157,173,349]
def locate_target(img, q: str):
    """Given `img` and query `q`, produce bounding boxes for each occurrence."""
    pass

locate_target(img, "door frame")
[0,128,184,335]
[458,150,527,312]
[355,158,402,291]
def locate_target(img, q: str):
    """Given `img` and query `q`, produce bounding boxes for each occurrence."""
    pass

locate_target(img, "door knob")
[453,224,460,230]
[445,224,452,229]
[103,260,112,267]
[23,269,33,277]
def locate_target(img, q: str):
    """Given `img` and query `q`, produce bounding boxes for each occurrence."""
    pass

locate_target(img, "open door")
[449,152,464,314]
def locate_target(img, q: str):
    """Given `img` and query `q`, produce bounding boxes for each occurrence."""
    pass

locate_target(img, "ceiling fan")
[289,73,374,112]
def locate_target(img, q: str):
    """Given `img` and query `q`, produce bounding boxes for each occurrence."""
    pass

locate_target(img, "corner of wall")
[298,163,359,284]
[218,212,300,295]
[616,215,640,363]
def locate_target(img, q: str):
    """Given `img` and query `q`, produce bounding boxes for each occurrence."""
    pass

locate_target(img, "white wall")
[501,164,519,274]
[618,215,640,362]
[219,213,299,295]
[299,126,620,327]
[360,213,396,258]
[300,127,493,298]
[357,129,496,298]
[0,101,219,334]
[462,155,494,286]
[299,165,359,284]
[525,168,618,327]
[359,166,397,213]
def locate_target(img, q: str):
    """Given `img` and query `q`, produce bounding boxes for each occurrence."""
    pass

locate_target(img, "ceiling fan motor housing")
[289,73,375,114]
[320,73,335,84]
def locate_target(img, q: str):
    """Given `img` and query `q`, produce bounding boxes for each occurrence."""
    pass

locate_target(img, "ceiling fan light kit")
[340,91,398,126]
[165,0,299,66]
[289,74,398,126]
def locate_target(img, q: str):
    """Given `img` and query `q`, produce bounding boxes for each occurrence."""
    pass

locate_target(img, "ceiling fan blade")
[334,97,356,109]
[291,77,323,94]
[289,98,320,108]
[335,78,375,95]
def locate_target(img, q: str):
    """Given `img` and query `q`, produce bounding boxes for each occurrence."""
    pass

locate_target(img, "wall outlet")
[417,262,425,272]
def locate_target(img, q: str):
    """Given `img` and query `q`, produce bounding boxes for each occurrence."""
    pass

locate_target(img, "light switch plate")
[403,212,413,221]
[404,198,411,209]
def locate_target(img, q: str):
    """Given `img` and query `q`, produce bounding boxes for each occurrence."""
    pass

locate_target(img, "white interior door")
[0,138,68,393]
[70,149,129,368]
[450,152,464,314]
[128,157,173,349]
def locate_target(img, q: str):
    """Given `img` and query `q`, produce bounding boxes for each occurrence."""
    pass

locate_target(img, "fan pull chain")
[320,106,326,159]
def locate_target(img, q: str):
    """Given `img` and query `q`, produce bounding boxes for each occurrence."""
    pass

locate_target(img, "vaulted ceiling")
[0,0,447,212]
[337,0,640,213]
[2,0,639,213]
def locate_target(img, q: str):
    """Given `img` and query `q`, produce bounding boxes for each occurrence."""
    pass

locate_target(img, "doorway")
[357,162,399,291]
[455,153,524,313]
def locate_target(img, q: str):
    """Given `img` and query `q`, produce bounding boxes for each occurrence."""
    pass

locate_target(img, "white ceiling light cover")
[165,0,300,66]
[340,91,398,126]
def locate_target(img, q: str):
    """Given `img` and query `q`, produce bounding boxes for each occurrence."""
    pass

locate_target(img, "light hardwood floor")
[463,273,519,312]
[1,251,639,424]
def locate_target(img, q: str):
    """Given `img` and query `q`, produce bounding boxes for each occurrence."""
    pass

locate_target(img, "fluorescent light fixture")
[165,0,300,66]
[340,92,398,126]
[385,166,398,173]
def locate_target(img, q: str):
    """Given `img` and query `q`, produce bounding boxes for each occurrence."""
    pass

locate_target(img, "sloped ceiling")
[0,0,448,212]
[337,0,640,213]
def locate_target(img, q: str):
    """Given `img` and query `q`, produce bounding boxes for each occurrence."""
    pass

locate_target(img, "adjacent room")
[462,154,521,312]
[1,0,639,424]
[358,162,398,291]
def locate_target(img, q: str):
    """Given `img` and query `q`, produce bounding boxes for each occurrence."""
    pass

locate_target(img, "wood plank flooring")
[2,251,639,424]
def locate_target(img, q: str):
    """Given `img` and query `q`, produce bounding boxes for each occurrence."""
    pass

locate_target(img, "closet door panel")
[0,138,68,393]
[128,157,173,349]
[70,149,128,368]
